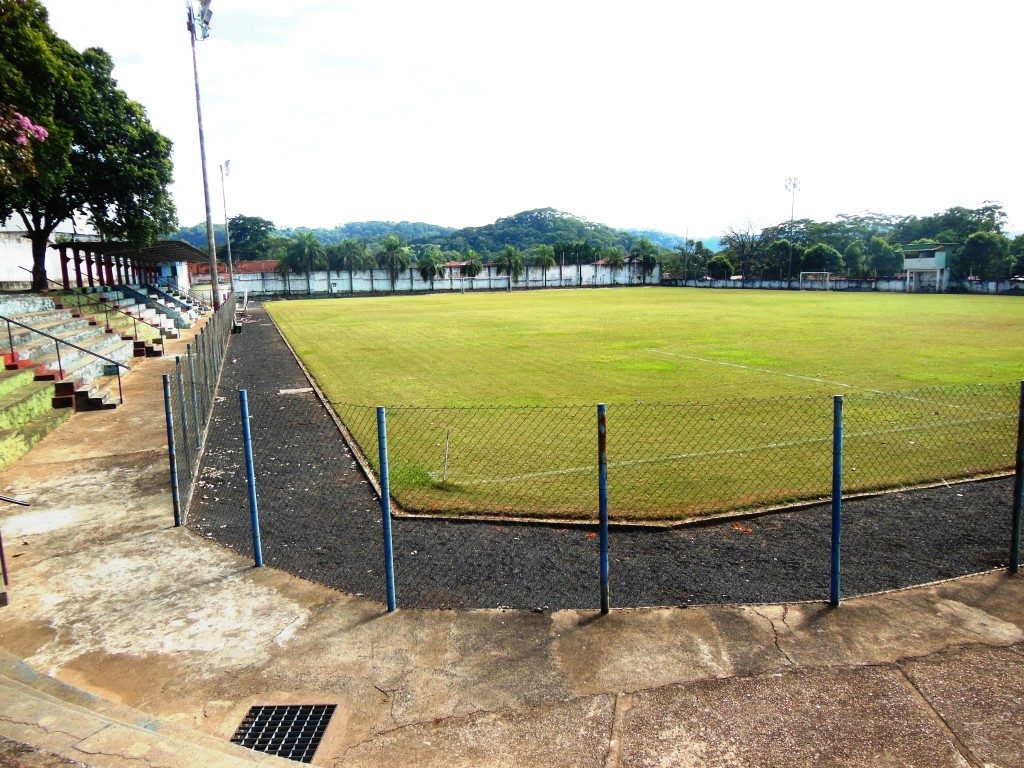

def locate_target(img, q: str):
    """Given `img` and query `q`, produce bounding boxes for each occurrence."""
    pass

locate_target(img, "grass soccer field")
[267,288,1024,521]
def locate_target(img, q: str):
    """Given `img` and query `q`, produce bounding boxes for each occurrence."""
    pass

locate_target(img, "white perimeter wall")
[0,231,62,286]
[215,263,661,295]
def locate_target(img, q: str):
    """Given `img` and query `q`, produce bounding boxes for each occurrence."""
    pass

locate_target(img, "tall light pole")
[187,0,221,310]
[220,160,235,290]
[785,176,799,286]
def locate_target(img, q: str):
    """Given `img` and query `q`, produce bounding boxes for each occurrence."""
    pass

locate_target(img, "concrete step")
[16,331,126,376]
[4,324,108,363]
[0,295,56,315]
[0,653,302,767]
[0,678,295,767]
[0,369,36,399]
[39,337,133,388]
[0,380,53,431]
[0,406,70,471]
[65,301,164,344]
[2,317,94,355]
[6,308,77,327]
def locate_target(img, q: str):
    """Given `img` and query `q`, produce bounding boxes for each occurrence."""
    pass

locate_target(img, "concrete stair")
[54,291,168,352]
[0,370,71,469]
[0,293,140,468]
[80,286,193,336]
[0,651,299,767]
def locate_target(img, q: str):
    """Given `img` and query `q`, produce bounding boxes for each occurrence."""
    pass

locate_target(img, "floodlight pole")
[220,162,235,291]
[188,2,221,310]
[785,176,799,286]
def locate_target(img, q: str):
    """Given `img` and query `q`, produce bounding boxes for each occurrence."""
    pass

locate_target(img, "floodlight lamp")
[201,6,213,26]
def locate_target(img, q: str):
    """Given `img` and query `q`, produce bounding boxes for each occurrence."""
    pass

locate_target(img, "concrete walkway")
[0,321,1022,767]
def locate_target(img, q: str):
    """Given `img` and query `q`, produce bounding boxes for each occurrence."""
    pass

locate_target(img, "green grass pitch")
[267,288,1024,521]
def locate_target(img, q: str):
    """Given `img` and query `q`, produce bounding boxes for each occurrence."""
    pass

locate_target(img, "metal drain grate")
[230,704,336,763]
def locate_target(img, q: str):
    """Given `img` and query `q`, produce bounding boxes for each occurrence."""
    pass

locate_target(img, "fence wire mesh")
[333,383,1018,522]
[844,385,1017,493]
[182,300,1021,609]
[164,293,237,517]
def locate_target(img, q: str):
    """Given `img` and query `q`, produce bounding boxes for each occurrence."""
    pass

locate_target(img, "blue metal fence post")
[830,395,844,607]
[598,403,610,614]
[239,390,264,567]
[376,406,397,612]
[1010,381,1024,573]
[162,374,182,526]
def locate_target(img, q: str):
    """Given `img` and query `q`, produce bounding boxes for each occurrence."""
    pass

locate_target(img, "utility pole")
[187,0,221,309]
[785,177,799,286]
[220,160,235,291]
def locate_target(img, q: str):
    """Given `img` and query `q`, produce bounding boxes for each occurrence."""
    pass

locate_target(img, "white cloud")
[39,0,1024,236]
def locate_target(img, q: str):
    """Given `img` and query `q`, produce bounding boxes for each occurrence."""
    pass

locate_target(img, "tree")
[0,2,176,290]
[721,227,764,281]
[706,254,733,279]
[1010,235,1024,278]
[530,244,556,288]
[602,246,626,284]
[764,239,800,280]
[377,234,411,291]
[801,243,844,273]
[843,241,866,277]
[494,245,524,288]
[416,244,445,290]
[674,239,712,281]
[285,232,326,294]
[461,250,483,278]
[1,108,48,188]
[228,215,275,261]
[865,235,902,276]
[630,237,659,285]
[957,230,1011,280]
[889,204,1006,246]
[325,238,370,293]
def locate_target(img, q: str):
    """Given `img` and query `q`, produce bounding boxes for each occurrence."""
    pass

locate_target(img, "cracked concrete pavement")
[1,319,1023,766]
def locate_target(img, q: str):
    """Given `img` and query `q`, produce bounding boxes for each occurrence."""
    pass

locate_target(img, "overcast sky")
[40,1,1024,238]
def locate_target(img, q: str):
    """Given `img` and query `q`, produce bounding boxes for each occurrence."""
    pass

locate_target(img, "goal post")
[798,271,832,290]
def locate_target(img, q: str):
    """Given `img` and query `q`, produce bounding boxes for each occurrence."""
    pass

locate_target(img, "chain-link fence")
[182,303,1023,610]
[333,384,1019,522]
[162,293,237,525]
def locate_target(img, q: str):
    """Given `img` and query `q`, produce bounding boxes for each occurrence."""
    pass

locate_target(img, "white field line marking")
[648,349,964,408]
[442,412,1013,486]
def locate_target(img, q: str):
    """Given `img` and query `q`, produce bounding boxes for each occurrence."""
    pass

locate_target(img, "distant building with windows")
[901,243,954,293]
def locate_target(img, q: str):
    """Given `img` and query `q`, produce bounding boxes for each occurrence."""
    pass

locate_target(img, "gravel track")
[188,304,1014,610]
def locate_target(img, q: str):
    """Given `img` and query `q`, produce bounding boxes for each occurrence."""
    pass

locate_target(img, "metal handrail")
[0,495,28,591]
[18,266,165,340]
[2,313,128,404]
[154,277,210,310]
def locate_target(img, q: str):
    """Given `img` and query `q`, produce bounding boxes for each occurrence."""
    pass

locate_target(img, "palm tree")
[377,234,411,292]
[494,246,524,291]
[603,247,626,285]
[530,245,557,288]
[630,237,659,285]
[416,246,446,291]
[326,239,371,293]
[286,232,327,294]
[275,253,294,295]
[462,251,483,278]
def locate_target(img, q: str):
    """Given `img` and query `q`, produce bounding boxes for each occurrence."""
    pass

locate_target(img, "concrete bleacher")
[0,287,208,470]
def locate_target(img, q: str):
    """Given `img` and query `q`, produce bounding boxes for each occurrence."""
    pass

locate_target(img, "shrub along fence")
[161,292,237,524]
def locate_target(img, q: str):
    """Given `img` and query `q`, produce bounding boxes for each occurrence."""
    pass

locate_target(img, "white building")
[902,244,953,293]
